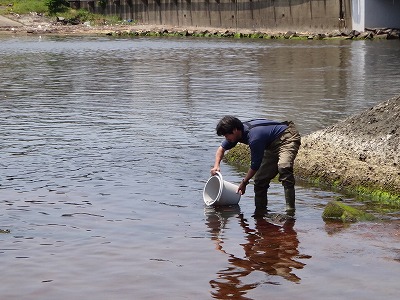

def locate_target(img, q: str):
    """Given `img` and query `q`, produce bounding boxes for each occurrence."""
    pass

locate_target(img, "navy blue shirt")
[221,119,288,170]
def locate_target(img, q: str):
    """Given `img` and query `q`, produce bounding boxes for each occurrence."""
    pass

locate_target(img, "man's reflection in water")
[205,206,311,299]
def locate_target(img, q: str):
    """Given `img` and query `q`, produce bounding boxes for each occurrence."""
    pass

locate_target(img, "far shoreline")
[1,13,400,40]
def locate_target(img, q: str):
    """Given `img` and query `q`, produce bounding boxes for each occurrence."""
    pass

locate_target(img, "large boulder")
[322,201,376,222]
[295,95,400,204]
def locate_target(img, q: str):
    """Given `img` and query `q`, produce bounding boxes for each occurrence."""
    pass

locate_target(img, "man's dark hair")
[216,116,244,136]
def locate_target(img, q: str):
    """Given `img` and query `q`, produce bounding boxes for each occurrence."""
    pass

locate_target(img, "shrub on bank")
[46,0,69,14]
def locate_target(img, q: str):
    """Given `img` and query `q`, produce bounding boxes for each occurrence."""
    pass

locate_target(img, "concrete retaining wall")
[352,0,400,31]
[70,0,353,32]
[366,0,400,29]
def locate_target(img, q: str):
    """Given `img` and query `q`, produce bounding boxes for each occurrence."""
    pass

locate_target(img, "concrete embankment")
[225,95,400,205]
[0,15,23,27]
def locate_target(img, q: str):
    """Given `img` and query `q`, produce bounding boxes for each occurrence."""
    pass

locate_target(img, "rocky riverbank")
[295,95,400,204]
[1,12,400,40]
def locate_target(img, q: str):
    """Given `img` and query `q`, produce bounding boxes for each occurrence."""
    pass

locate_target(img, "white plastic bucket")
[203,172,241,206]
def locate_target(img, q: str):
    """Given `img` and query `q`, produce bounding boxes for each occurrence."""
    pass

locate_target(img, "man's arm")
[210,146,225,175]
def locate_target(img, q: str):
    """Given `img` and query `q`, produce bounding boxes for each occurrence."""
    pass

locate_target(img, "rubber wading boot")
[284,187,296,215]
[254,195,268,210]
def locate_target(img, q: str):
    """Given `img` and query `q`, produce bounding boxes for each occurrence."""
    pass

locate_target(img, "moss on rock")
[224,143,250,167]
[322,201,376,222]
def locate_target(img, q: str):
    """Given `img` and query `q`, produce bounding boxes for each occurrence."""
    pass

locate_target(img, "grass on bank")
[0,0,47,15]
[0,0,126,25]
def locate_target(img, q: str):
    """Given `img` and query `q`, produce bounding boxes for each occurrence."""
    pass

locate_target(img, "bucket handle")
[214,171,223,179]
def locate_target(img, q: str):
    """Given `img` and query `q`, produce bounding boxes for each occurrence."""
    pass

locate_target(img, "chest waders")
[244,121,297,215]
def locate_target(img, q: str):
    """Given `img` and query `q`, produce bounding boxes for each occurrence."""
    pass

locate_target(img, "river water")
[0,35,399,299]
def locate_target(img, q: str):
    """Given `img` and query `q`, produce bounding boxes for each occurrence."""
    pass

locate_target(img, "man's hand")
[238,179,248,195]
[210,167,220,176]
[238,168,256,194]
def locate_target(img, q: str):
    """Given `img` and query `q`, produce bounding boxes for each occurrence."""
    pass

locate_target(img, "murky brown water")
[1,36,399,299]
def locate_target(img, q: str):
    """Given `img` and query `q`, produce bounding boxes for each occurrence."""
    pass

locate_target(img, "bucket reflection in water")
[203,172,241,206]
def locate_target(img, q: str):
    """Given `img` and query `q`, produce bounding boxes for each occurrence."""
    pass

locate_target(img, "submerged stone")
[322,201,376,222]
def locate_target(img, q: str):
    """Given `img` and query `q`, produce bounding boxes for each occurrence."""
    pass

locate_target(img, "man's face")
[224,128,241,143]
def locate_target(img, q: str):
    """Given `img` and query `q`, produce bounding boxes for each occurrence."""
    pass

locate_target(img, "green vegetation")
[0,0,128,25]
[354,186,400,206]
[322,201,376,222]
[0,0,68,14]
[46,0,69,14]
[223,142,251,168]
[0,0,47,14]
[297,174,400,207]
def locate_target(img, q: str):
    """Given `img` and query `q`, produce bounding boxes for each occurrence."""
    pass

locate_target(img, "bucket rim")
[203,172,224,206]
